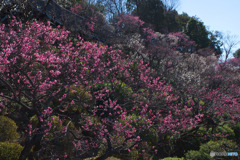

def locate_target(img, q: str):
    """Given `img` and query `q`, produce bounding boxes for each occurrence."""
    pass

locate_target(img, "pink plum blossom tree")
[0,17,239,160]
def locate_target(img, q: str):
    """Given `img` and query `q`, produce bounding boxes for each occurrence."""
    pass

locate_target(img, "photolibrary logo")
[210,151,238,157]
[210,151,216,157]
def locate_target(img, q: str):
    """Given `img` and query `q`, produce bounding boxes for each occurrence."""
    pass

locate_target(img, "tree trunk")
[18,133,43,160]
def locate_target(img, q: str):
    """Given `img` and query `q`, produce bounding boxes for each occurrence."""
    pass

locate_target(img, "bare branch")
[163,0,180,11]
[222,33,240,62]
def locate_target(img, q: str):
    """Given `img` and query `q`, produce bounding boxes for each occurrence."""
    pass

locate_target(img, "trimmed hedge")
[200,140,239,154]
[185,150,213,160]
[161,157,184,160]
[0,142,23,160]
[0,116,19,142]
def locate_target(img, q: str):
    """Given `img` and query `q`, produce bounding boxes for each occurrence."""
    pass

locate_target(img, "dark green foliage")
[173,134,202,157]
[214,125,235,140]
[127,0,180,33]
[199,140,240,160]
[140,128,159,145]
[30,115,76,158]
[68,85,92,104]
[185,17,210,49]
[55,0,76,9]
[233,48,240,58]
[131,0,166,32]
[0,116,19,142]
[164,10,179,32]
[114,149,139,160]
[89,81,133,119]
[208,31,223,56]
[161,157,184,160]
[196,125,235,142]
[176,12,191,32]
[231,122,240,145]
[199,140,239,153]
[185,150,213,160]
[0,142,23,160]
[30,115,64,133]
[91,80,133,105]
[97,135,138,159]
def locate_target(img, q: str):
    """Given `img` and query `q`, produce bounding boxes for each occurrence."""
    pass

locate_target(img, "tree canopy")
[234,48,240,58]
[185,17,210,49]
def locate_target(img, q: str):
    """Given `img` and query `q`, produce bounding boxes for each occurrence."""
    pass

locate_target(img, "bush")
[83,157,121,160]
[91,80,133,105]
[185,150,213,160]
[30,115,78,158]
[214,124,235,140]
[0,116,19,142]
[0,142,23,160]
[200,140,239,154]
[30,115,64,132]
[98,135,139,160]
[199,140,239,160]
[68,85,91,104]
[114,149,139,160]
[229,122,240,145]
[160,157,184,160]
[197,124,236,140]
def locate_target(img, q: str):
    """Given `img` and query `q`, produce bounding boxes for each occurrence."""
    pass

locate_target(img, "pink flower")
[64,152,67,158]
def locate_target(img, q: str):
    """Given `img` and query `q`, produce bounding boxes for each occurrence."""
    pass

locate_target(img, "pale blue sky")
[177,0,240,56]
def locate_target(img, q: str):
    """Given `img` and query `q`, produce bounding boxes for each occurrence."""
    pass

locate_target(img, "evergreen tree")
[233,48,240,58]
[176,12,191,32]
[132,0,165,32]
[185,17,210,49]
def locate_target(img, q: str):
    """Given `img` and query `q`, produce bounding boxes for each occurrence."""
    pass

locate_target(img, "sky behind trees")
[178,0,240,55]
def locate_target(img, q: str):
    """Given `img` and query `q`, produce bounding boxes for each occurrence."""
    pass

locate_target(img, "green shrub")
[0,142,23,160]
[161,157,184,160]
[30,115,64,132]
[196,124,235,141]
[173,133,202,156]
[91,80,133,105]
[200,140,239,153]
[215,125,235,139]
[229,122,240,145]
[30,115,78,158]
[98,135,139,160]
[185,150,213,160]
[68,85,91,104]
[83,157,121,160]
[106,157,121,160]
[0,116,19,142]
[114,149,139,160]
[30,114,39,129]
[199,140,239,160]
